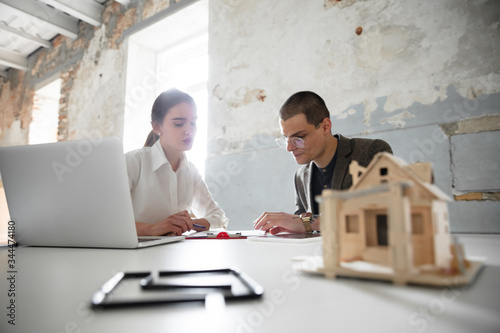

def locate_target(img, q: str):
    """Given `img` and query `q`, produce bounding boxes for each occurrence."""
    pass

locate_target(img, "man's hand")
[253,212,305,234]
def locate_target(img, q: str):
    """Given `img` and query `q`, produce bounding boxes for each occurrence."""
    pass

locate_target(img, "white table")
[1,234,499,333]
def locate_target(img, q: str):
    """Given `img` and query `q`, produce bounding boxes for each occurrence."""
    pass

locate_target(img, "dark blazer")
[293,134,392,215]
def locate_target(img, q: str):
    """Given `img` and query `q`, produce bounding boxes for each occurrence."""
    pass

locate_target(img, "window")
[29,79,61,144]
[123,0,208,176]
[380,167,388,176]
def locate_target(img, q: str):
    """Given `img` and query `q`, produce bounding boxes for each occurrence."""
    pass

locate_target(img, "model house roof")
[350,152,451,201]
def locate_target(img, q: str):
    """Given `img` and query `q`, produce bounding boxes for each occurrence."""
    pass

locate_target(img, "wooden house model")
[317,152,482,286]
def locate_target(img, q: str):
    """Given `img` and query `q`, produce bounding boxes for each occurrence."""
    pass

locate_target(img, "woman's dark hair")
[144,88,196,147]
[279,91,330,126]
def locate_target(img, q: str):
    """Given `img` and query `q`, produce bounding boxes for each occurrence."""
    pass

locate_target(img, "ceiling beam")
[0,21,52,49]
[0,47,28,71]
[38,0,103,27]
[0,0,79,39]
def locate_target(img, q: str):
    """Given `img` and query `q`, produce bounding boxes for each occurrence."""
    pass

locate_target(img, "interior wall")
[207,0,500,232]
[0,0,498,234]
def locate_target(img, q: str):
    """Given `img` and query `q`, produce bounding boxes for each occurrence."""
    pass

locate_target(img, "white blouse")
[125,140,228,229]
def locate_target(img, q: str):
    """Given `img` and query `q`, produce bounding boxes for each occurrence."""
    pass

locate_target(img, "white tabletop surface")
[1,234,499,333]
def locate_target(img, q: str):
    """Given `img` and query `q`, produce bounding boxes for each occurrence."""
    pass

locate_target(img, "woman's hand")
[191,218,210,231]
[136,210,194,236]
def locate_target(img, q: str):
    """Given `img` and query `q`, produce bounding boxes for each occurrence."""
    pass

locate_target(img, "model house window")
[379,167,389,184]
[346,215,359,233]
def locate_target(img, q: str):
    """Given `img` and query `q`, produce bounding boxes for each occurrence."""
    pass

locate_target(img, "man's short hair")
[279,91,330,125]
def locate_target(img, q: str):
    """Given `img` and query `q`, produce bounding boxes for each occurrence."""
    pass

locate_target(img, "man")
[253,91,392,234]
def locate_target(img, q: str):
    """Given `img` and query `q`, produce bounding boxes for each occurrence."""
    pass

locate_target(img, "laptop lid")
[0,137,183,248]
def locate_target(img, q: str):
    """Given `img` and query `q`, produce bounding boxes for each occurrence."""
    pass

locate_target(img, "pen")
[193,223,207,229]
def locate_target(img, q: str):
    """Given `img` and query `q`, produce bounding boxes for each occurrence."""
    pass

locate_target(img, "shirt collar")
[313,150,337,174]
[151,139,187,172]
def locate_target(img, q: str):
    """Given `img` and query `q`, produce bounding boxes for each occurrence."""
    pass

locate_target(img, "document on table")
[184,229,267,239]
[247,231,322,243]
[184,229,321,242]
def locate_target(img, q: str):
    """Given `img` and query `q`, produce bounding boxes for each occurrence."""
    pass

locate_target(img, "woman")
[125,88,228,236]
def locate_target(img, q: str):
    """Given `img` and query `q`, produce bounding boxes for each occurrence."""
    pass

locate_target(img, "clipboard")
[91,268,264,308]
[248,231,322,243]
[186,231,246,239]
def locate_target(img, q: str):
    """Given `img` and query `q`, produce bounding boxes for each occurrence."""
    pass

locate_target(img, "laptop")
[0,137,185,248]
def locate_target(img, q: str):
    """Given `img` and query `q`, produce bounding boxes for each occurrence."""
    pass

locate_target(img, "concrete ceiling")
[0,0,130,77]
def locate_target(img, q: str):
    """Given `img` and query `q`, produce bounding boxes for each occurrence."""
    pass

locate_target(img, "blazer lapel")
[332,134,351,190]
[304,162,314,212]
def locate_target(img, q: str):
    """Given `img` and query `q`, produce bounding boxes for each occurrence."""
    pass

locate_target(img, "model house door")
[411,208,434,266]
[363,209,389,265]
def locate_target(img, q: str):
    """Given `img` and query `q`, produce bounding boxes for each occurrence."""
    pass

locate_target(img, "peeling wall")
[0,0,498,233]
[208,0,500,232]
[209,0,499,151]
